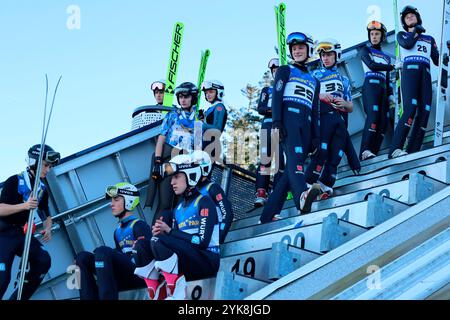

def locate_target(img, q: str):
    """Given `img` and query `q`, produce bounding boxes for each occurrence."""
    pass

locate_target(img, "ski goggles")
[201,81,224,91]
[105,185,139,199]
[151,81,165,91]
[286,32,311,45]
[44,151,61,164]
[268,58,280,69]
[316,42,335,54]
[162,162,199,177]
[367,21,383,30]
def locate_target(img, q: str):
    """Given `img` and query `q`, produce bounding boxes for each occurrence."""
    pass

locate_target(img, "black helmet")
[27,144,60,168]
[400,5,422,31]
[367,20,387,43]
[175,82,198,106]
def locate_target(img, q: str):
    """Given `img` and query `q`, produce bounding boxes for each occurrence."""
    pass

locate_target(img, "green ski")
[275,3,287,66]
[162,22,184,113]
[196,49,211,118]
[194,49,211,151]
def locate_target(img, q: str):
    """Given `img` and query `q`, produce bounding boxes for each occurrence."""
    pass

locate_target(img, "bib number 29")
[294,85,314,102]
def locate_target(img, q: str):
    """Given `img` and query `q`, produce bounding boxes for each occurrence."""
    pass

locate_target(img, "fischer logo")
[279,6,286,63]
[168,23,183,86]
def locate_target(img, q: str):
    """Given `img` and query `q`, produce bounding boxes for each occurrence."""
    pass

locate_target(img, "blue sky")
[0,0,443,182]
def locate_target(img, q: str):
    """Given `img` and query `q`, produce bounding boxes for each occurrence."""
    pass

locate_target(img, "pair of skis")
[16,75,62,300]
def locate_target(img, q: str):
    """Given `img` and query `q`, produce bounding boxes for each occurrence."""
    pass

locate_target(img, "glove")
[198,109,205,120]
[151,156,163,182]
[272,121,287,142]
[394,59,403,70]
[415,25,426,34]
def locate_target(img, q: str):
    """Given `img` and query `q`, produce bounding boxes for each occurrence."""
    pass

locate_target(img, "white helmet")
[201,80,225,102]
[191,150,212,177]
[105,182,140,211]
[164,154,202,188]
[316,39,342,63]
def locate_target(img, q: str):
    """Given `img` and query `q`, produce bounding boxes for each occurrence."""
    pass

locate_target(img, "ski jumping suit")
[149,189,220,281]
[197,179,233,244]
[75,215,153,300]
[201,102,228,159]
[255,86,285,193]
[360,44,394,157]
[305,66,353,188]
[260,63,320,223]
[0,172,51,300]
[389,28,439,155]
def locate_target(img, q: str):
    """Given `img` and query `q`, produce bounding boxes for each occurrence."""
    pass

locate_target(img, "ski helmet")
[286,32,315,60]
[201,80,225,102]
[316,39,342,64]
[400,5,422,31]
[367,20,387,43]
[163,154,202,188]
[191,150,212,177]
[27,144,60,168]
[175,82,198,106]
[268,58,280,69]
[151,80,166,92]
[105,182,140,211]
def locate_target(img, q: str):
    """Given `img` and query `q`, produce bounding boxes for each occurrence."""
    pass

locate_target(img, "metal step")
[227,195,407,243]
[220,243,321,282]
[337,128,450,174]
[337,145,450,182]
[222,218,368,258]
[233,172,446,231]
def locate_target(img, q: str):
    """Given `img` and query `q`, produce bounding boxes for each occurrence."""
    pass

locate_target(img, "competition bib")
[401,35,432,63]
[320,78,344,96]
[283,81,314,108]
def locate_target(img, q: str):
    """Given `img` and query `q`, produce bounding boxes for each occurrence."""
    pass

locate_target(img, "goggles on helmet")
[151,81,165,91]
[105,185,139,199]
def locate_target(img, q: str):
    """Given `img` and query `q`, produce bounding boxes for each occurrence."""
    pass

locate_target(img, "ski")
[162,22,184,113]
[17,75,62,300]
[196,49,211,117]
[275,3,287,66]
[194,49,211,151]
[393,0,403,126]
[434,0,450,146]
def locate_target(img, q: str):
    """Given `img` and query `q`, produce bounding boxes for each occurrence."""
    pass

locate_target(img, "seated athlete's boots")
[162,273,186,300]
[134,260,166,300]
[143,278,167,300]
[299,183,321,213]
